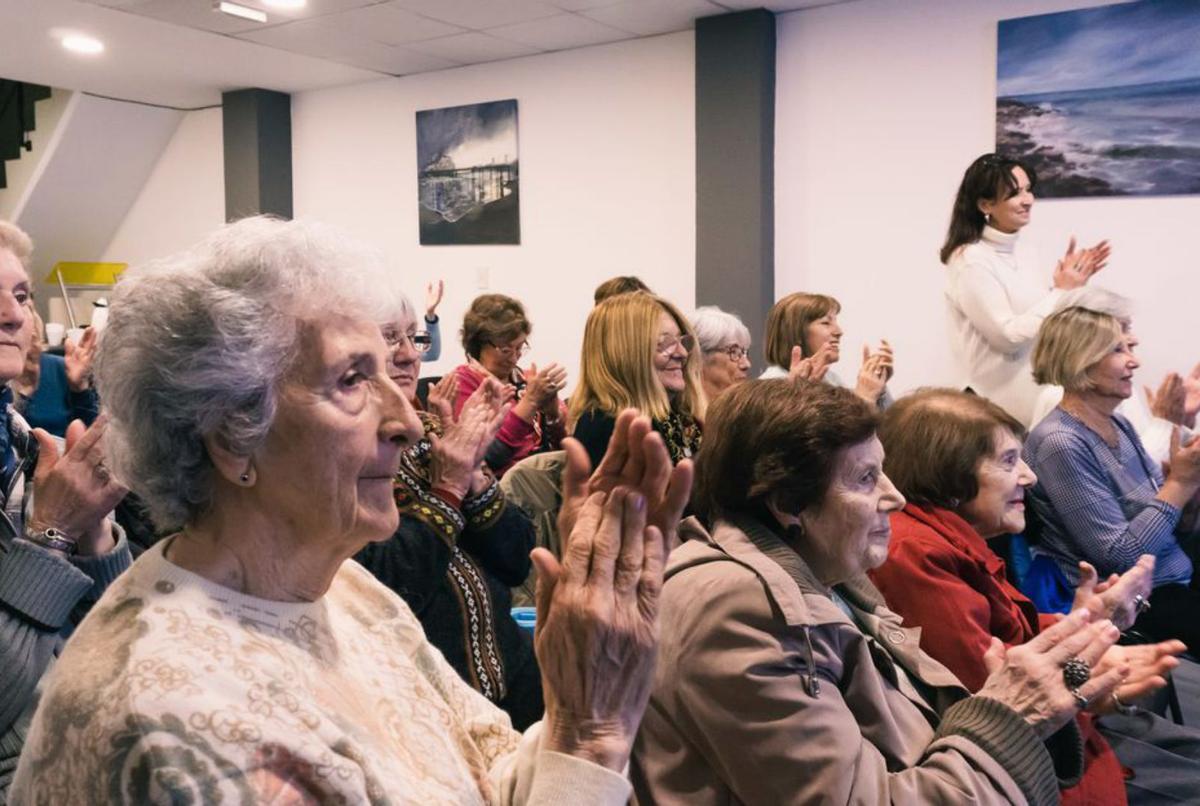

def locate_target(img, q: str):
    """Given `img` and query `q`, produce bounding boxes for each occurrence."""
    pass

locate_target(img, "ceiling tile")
[708,0,845,10]
[409,32,542,64]
[76,0,154,7]
[237,17,457,74]
[489,13,630,50]
[582,0,725,36]
[325,3,467,45]
[386,0,561,30]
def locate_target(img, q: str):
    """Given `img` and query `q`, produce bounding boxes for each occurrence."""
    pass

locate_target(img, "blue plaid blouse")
[1024,407,1192,588]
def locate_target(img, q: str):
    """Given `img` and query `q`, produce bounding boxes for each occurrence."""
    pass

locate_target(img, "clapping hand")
[854,340,893,405]
[1053,236,1109,290]
[1147,373,1186,425]
[427,373,460,424]
[1072,555,1154,631]
[64,327,98,393]
[424,279,444,320]
[787,343,836,383]
[1090,639,1185,714]
[428,378,509,499]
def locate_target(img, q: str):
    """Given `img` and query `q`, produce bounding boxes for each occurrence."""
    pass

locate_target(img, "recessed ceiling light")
[262,0,306,9]
[215,1,268,23]
[60,33,105,55]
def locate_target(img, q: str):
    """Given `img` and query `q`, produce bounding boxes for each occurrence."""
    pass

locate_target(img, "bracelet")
[1111,691,1139,716]
[25,526,78,555]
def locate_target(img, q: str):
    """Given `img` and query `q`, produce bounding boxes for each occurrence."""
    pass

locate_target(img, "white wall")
[102,107,225,268]
[292,31,696,381]
[776,0,1196,396]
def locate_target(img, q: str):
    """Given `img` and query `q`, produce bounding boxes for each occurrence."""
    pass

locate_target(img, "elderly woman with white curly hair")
[10,217,693,804]
[689,305,752,403]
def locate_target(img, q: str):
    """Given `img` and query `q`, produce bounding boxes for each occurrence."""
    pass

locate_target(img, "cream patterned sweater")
[10,541,629,804]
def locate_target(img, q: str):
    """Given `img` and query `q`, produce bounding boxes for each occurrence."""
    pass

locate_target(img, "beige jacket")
[632,515,1081,805]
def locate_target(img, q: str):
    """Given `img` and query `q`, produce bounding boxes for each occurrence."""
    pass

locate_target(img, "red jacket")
[870,504,1127,806]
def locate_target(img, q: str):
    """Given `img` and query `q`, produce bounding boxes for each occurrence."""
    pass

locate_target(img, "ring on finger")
[1133,594,1150,615]
[1111,691,1138,716]
[1063,656,1091,689]
[1071,688,1089,710]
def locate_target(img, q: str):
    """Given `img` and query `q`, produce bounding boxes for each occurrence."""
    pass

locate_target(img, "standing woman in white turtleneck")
[941,153,1110,427]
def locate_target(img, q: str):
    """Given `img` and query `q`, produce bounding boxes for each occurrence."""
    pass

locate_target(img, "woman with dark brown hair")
[633,378,1129,806]
[941,153,1109,426]
[872,387,1200,804]
[452,293,568,477]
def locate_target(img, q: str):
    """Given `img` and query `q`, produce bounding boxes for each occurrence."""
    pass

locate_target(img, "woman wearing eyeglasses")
[570,292,705,472]
[941,153,1110,427]
[452,293,568,478]
[689,305,752,403]
[761,292,895,410]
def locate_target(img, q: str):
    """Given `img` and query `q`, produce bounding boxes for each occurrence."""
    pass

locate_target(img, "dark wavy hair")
[460,293,531,359]
[693,378,878,524]
[939,153,1037,264]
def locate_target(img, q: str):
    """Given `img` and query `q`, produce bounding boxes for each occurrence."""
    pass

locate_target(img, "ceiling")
[0,0,849,108]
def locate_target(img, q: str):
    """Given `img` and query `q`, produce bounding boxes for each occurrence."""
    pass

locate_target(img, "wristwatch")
[25,526,78,555]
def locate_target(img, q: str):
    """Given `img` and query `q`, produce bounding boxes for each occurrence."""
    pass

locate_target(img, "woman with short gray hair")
[11,216,693,804]
[689,305,751,402]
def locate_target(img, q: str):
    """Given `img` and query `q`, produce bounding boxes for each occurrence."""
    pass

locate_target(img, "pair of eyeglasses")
[383,330,433,354]
[707,344,748,362]
[656,334,696,355]
[493,341,531,358]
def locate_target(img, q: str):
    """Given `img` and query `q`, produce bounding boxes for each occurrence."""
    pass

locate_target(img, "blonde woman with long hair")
[570,292,705,470]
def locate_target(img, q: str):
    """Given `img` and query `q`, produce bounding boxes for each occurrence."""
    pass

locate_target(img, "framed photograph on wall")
[997,0,1200,198]
[416,99,520,245]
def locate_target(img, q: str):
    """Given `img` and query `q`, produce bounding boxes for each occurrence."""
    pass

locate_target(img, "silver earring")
[240,472,250,484]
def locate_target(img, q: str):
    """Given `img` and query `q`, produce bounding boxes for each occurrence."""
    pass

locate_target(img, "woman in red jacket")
[871,388,1200,804]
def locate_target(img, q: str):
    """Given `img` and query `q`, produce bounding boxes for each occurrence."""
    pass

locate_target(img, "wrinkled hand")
[558,409,693,552]
[524,362,567,412]
[1147,373,1186,425]
[533,487,665,771]
[427,373,460,424]
[424,279,444,319]
[854,341,893,405]
[1089,640,1185,714]
[977,609,1126,739]
[1053,236,1109,290]
[64,326,98,392]
[787,342,835,383]
[29,416,128,556]
[428,381,509,499]
[1165,427,1200,488]
[1072,555,1154,631]
[1181,362,1200,429]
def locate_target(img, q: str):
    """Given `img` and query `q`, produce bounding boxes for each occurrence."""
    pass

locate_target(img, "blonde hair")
[1032,306,1124,392]
[569,292,705,424]
[764,292,840,370]
[0,220,34,270]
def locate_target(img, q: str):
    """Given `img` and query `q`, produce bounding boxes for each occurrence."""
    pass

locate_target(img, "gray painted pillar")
[222,89,293,221]
[695,10,775,372]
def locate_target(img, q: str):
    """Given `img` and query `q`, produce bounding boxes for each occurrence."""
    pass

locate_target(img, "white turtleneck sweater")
[944,226,1063,427]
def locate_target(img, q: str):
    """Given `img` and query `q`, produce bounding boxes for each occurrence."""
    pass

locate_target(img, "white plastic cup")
[66,327,86,346]
[45,322,65,347]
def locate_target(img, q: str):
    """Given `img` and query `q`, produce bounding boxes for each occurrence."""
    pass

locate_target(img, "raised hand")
[64,326,99,393]
[558,409,692,552]
[1072,555,1154,631]
[977,609,1126,738]
[854,341,893,405]
[532,486,665,771]
[787,343,835,384]
[426,373,460,424]
[424,279,444,320]
[1146,373,1186,425]
[428,379,510,499]
[29,415,128,556]
[1053,236,1109,290]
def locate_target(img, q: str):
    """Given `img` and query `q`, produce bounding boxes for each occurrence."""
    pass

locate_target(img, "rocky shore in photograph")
[996,98,1121,197]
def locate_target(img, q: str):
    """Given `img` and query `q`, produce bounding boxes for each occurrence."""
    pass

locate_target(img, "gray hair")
[0,220,33,270]
[373,273,417,328]
[1054,286,1133,320]
[95,216,391,530]
[689,305,751,353]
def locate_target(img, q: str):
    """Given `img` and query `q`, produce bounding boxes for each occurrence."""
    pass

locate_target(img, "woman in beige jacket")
[632,379,1131,806]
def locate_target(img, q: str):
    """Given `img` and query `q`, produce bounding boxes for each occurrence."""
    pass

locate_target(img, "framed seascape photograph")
[997,0,1200,198]
[416,99,520,245]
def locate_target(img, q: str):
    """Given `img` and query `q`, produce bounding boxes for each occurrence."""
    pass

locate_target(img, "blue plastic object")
[511,607,536,637]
